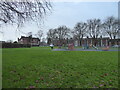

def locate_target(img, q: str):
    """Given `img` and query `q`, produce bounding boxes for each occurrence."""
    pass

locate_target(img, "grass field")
[2,47,118,88]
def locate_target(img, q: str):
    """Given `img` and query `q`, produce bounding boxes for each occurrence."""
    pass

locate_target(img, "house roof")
[19,36,40,40]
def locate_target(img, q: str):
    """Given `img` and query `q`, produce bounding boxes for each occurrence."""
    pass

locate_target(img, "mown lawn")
[2,47,118,88]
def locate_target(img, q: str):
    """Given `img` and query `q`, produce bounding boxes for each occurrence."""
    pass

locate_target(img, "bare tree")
[87,19,102,46]
[47,28,57,44]
[87,19,102,38]
[56,25,70,40]
[54,25,70,46]
[27,32,32,37]
[72,22,87,46]
[42,38,46,42]
[0,0,52,27]
[103,16,119,39]
[47,29,57,40]
[36,30,43,41]
[47,26,70,45]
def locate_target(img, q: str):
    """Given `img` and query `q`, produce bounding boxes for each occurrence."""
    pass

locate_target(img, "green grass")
[2,47,118,88]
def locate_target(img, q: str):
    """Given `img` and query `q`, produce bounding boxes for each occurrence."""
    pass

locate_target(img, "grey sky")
[0,1,118,41]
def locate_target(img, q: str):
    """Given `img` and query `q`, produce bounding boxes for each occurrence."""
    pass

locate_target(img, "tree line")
[47,16,119,46]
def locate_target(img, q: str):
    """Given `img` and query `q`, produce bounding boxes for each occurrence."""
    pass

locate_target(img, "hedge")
[2,43,31,48]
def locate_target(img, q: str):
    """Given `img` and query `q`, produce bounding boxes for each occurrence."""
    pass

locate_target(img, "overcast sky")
[0,1,118,41]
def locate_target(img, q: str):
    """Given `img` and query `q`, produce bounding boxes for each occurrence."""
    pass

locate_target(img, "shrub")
[2,43,31,48]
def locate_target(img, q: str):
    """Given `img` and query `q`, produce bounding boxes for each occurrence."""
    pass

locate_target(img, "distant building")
[18,36,40,46]
[47,37,120,47]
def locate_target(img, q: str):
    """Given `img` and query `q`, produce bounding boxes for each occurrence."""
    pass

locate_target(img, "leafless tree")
[42,38,46,42]
[54,25,70,46]
[56,25,70,40]
[87,19,102,39]
[103,16,119,39]
[47,26,70,45]
[47,28,57,44]
[27,32,32,37]
[87,19,103,46]
[72,22,87,46]
[47,29,56,40]
[36,30,43,41]
[0,0,52,27]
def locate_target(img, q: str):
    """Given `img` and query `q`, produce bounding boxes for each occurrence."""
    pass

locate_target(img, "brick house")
[18,36,40,46]
[47,37,119,47]
[81,37,110,47]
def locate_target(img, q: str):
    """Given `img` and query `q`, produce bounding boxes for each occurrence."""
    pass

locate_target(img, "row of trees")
[47,16,119,46]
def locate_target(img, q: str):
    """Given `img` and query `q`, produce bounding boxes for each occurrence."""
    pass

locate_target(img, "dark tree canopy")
[0,0,52,27]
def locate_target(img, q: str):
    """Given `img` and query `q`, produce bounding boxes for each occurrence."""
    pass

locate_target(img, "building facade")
[18,36,40,46]
[48,37,120,47]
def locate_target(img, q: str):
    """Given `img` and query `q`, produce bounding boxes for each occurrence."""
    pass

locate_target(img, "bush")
[2,43,31,48]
